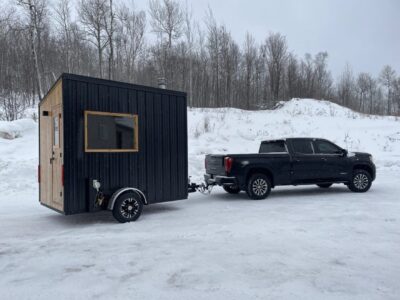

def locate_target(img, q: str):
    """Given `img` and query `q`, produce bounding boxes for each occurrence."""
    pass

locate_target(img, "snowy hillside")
[188,98,400,181]
[1,99,400,300]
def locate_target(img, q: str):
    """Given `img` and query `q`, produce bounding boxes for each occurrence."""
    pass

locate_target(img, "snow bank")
[0,118,38,196]
[188,98,400,181]
[0,118,36,139]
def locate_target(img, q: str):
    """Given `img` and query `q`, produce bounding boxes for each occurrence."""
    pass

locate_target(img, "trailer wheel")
[246,173,271,200]
[112,192,143,223]
[223,185,241,194]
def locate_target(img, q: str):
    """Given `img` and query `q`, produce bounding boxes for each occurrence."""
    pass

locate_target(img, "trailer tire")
[112,192,143,223]
[223,185,241,194]
[246,173,271,200]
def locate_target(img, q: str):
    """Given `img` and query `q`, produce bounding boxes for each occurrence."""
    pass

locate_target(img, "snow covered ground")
[1,99,400,299]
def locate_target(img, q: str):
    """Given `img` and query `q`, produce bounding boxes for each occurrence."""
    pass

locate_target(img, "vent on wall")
[42,111,49,116]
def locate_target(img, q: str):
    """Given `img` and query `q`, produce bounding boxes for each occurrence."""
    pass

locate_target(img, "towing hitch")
[188,178,214,195]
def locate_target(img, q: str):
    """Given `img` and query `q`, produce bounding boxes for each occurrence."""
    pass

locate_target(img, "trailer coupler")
[188,179,214,195]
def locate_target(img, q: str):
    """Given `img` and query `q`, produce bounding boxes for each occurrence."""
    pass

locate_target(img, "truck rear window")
[259,141,287,153]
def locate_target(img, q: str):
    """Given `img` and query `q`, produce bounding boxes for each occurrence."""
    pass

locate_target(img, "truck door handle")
[321,157,327,161]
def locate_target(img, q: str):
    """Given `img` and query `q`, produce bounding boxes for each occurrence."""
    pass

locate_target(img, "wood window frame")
[84,110,139,153]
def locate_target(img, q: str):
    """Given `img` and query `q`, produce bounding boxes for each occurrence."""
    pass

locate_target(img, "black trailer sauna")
[39,73,188,222]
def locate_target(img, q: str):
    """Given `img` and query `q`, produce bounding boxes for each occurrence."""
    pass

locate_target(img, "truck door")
[312,140,349,181]
[289,139,322,183]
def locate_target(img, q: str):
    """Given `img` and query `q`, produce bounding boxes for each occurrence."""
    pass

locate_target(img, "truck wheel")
[246,173,271,200]
[112,192,143,223]
[348,169,372,193]
[317,183,333,188]
[223,185,241,194]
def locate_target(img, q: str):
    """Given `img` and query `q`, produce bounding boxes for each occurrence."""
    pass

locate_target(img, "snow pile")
[0,118,38,196]
[188,99,400,181]
[0,118,36,139]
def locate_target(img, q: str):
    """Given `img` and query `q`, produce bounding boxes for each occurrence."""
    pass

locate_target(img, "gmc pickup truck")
[205,138,376,199]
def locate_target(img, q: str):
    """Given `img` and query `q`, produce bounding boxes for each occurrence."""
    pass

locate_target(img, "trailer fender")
[107,188,148,210]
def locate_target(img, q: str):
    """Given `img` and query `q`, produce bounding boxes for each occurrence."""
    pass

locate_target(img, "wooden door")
[51,105,64,211]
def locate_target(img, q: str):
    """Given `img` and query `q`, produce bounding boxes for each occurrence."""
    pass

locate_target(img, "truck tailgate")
[205,154,226,175]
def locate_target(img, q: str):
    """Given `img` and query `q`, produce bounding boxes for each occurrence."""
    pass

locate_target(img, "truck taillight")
[62,165,64,186]
[38,165,40,183]
[224,157,233,173]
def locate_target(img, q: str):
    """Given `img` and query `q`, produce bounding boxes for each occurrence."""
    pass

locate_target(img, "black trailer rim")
[120,198,140,219]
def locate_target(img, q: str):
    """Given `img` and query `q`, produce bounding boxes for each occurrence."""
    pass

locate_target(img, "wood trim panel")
[84,110,139,153]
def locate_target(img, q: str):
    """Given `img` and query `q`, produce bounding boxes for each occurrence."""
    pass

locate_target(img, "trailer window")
[85,111,138,152]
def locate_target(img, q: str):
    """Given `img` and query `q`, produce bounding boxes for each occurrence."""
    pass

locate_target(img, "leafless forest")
[1,0,399,120]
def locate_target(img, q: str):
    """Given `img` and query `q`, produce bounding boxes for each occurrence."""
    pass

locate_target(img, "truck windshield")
[259,141,287,153]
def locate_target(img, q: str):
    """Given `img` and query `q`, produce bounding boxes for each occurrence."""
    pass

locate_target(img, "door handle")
[50,157,55,164]
[321,157,327,161]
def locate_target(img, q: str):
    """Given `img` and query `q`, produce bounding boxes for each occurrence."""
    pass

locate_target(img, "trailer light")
[92,179,101,191]
[224,157,233,174]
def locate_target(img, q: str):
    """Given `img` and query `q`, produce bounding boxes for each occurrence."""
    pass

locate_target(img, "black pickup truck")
[205,138,376,199]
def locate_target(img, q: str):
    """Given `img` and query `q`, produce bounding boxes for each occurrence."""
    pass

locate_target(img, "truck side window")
[314,140,341,154]
[292,140,314,155]
[259,141,287,153]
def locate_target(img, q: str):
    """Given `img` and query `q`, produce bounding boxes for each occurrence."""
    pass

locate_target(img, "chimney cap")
[158,77,166,89]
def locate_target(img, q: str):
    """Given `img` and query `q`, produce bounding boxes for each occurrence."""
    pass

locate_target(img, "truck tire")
[246,173,271,200]
[348,169,372,193]
[112,192,143,223]
[223,185,241,194]
[317,183,333,188]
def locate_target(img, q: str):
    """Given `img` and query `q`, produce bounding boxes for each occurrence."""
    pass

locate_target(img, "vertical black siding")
[62,74,188,214]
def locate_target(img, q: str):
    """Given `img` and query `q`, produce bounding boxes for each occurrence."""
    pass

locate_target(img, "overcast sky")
[136,0,400,78]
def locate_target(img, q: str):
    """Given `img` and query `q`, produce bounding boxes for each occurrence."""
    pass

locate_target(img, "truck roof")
[261,138,321,143]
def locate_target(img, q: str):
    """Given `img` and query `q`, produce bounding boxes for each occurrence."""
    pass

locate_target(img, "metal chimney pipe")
[158,77,166,89]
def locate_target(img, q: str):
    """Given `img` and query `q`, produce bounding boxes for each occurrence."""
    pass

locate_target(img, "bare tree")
[356,73,371,111]
[264,33,287,102]
[16,0,46,101]
[79,0,109,78]
[243,32,257,109]
[286,53,299,99]
[313,52,332,99]
[379,65,396,115]
[0,90,27,121]
[184,1,194,105]
[149,0,184,49]
[336,64,356,107]
[54,0,73,72]
[104,0,115,79]
[116,3,146,82]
